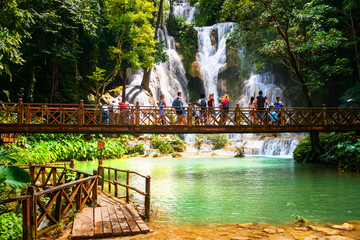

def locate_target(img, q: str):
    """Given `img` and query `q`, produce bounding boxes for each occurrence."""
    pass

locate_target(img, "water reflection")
[75,157,360,225]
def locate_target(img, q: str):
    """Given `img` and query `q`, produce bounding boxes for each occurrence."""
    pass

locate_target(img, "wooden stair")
[72,192,150,239]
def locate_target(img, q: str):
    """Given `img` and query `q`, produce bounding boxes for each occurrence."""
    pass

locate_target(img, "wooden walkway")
[72,192,150,239]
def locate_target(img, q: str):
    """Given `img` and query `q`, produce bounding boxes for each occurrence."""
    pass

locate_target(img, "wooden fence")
[98,161,151,221]
[0,163,98,239]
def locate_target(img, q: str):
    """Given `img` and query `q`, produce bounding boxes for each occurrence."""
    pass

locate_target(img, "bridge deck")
[72,192,150,239]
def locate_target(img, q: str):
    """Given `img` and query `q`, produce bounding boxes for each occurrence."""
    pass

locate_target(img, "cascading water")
[195,23,234,104]
[173,0,197,24]
[124,26,188,105]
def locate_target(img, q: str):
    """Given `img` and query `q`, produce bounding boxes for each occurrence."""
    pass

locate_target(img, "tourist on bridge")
[255,90,268,123]
[208,93,215,124]
[248,96,257,123]
[199,93,207,124]
[102,102,110,124]
[274,96,283,114]
[193,100,201,125]
[158,94,166,125]
[110,100,119,124]
[172,91,184,124]
[268,103,279,124]
[119,101,131,124]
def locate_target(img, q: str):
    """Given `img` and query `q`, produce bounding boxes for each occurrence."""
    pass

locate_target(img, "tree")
[222,0,347,154]
[107,0,157,102]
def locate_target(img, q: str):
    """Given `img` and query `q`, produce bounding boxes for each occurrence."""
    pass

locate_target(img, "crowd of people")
[101,90,284,125]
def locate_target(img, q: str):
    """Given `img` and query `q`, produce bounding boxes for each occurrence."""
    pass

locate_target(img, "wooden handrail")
[99,165,151,221]
[34,175,98,196]
[0,195,30,205]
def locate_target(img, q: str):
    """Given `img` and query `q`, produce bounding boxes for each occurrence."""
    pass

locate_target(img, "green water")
[75,157,360,225]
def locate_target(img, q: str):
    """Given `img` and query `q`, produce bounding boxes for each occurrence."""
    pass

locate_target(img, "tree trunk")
[155,0,164,37]
[122,75,126,103]
[141,68,152,93]
[50,58,58,103]
[349,11,360,83]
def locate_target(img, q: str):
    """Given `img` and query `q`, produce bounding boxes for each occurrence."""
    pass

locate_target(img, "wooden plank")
[120,205,141,234]
[94,207,103,236]
[126,204,150,233]
[100,206,113,235]
[114,205,131,235]
[72,207,94,238]
[107,205,122,235]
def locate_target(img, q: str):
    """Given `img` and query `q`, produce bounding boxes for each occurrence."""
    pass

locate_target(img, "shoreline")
[97,221,360,240]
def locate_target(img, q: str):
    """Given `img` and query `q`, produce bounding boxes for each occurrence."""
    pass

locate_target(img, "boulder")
[326,236,354,240]
[309,226,340,235]
[237,223,254,228]
[330,223,355,231]
[189,61,202,79]
[263,228,276,234]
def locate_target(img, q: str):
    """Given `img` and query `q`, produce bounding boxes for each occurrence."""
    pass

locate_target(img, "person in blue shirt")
[102,103,110,124]
[274,96,283,113]
[268,103,278,124]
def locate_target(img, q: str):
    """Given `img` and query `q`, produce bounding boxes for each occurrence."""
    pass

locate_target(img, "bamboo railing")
[98,161,151,221]
[0,99,359,133]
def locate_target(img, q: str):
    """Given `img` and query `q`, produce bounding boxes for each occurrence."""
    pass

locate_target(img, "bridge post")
[187,103,193,126]
[27,186,36,240]
[17,98,23,125]
[79,100,84,125]
[126,172,130,203]
[22,197,30,240]
[236,104,240,126]
[145,176,151,221]
[135,102,140,126]
[93,169,98,204]
[323,104,327,125]
[281,105,285,125]
[25,103,30,124]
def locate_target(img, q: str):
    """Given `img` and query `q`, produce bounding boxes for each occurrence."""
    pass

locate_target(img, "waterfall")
[262,138,299,157]
[237,72,286,108]
[124,26,188,106]
[173,0,197,24]
[195,23,234,104]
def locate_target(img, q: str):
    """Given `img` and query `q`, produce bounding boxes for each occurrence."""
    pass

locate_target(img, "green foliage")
[194,135,203,149]
[1,134,129,163]
[0,166,30,188]
[190,0,226,26]
[166,16,198,72]
[294,132,360,171]
[0,212,22,240]
[127,143,145,155]
[207,134,228,150]
[340,82,360,107]
[234,141,247,158]
[150,135,185,154]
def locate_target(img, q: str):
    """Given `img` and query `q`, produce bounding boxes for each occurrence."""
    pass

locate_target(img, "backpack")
[199,98,207,108]
[172,97,181,107]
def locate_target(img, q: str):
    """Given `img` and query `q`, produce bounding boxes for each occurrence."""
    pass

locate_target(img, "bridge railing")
[98,162,151,221]
[0,163,99,239]
[1,99,360,127]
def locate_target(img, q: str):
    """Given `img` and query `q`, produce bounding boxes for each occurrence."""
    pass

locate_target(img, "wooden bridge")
[0,162,151,239]
[0,99,359,134]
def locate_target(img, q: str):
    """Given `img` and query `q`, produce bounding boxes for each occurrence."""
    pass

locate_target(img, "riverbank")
[56,221,360,240]
[119,221,360,240]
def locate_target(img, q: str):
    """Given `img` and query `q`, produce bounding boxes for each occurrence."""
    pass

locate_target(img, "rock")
[256,222,270,228]
[237,223,254,228]
[263,228,276,234]
[231,237,250,240]
[309,226,340,235]
[291,233,319,240]
[172,153,182,158]
[326,236,354,240]
[294,226,309,231]
[330,223,355,231]
[277,228,285,233]
[189,61,202,79]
